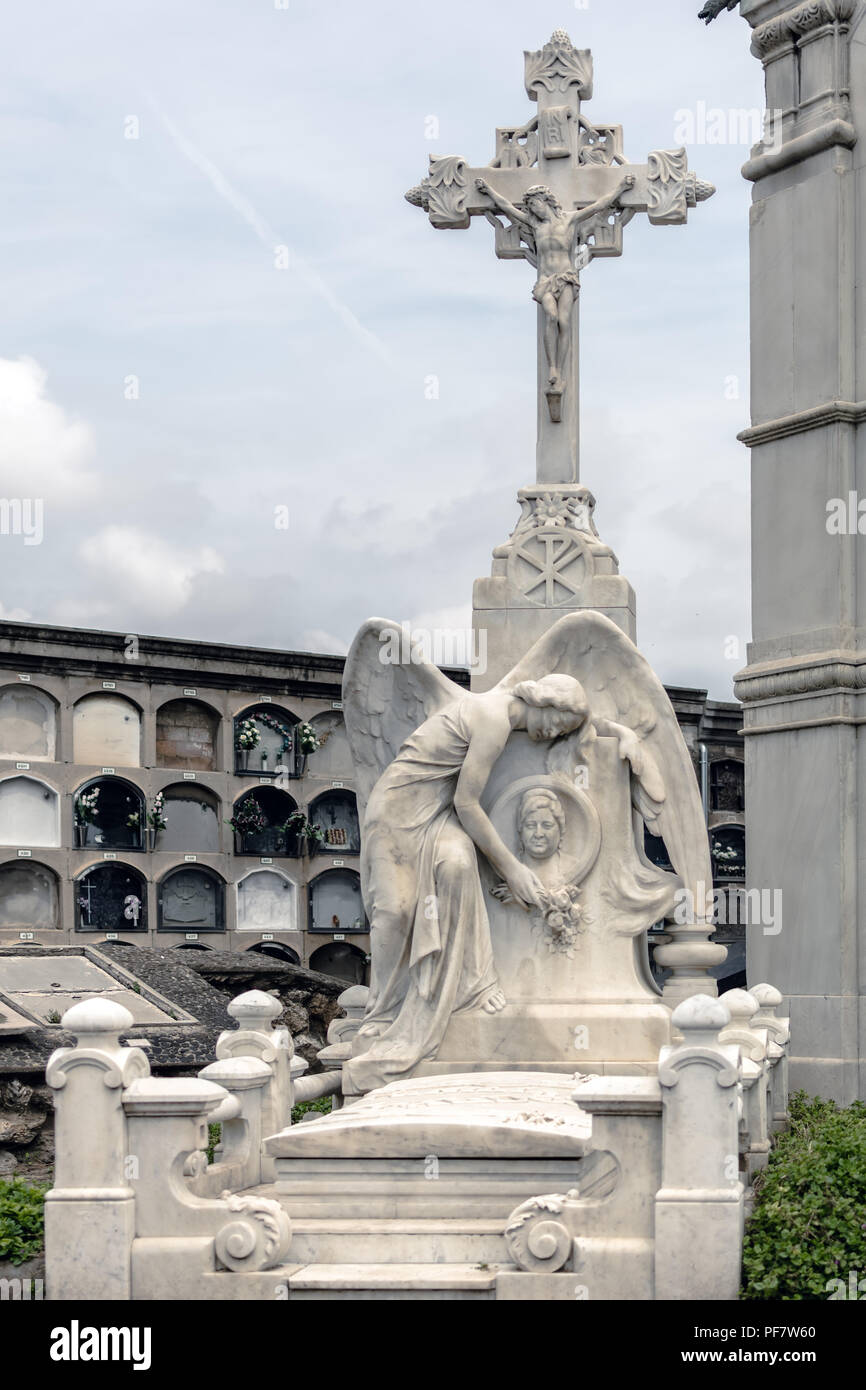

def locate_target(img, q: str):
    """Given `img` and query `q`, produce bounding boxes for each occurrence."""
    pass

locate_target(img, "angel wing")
[495,611,713,921]
[342,617,467,821]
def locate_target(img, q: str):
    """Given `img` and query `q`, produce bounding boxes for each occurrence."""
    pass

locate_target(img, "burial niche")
[0,861,60,930]
[236,869,297,932]
[308,868,366,932]
[159,784,220,853]
[246,941,300,964]
[158,866,224,932]
[710,758,745,814]
[231,786,300,856]
[0,776,60,847]
[0,685,57,760]
[156,699,219,771]
[76,863,147,932]
[309,789,360,854]
[710,824,746,880]
[73,776,145,850]
[307,711,353,779]
[233,704,303,778]
[644,827,673,871]
[309,940,368,984]
[73,693,142,767]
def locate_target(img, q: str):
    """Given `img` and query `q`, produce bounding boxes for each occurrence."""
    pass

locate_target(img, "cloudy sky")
[0,0,762,697]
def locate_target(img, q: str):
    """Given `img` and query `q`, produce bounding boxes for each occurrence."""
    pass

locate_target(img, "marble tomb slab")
[266,1071,593,1159]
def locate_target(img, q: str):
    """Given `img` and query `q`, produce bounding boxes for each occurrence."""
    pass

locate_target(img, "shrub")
[0,1178,49,1266]
[206,1123,221,1164]
[291,1096,333,1125]
[741,1090,866,1300]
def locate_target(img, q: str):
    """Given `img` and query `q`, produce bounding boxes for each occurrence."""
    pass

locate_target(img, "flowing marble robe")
[343,699,501,1091]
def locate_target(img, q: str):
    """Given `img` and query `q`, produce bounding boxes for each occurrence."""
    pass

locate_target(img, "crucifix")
[406,29,714,486]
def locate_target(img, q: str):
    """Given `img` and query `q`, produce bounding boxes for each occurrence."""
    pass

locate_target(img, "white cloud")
[0,357,96,503]
[0,599,32,622]
[78,526,224,616]
[301,627,350,656]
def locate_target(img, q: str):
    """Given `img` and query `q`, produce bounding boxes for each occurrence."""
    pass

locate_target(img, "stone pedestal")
[733,0,866,1100]
[472,485,636,691]
[44,999,150,1301]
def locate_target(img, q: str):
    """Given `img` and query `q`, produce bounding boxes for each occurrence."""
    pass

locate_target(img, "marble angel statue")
[341,610,712,1091]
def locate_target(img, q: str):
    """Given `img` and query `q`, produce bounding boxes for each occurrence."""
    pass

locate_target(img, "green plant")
[286,811,326,851]
[741,1091,866,1300]
[45,1009,62,1024]
[206,1123,221,1164]
[291,1096,333,1125]
[0,1178,49,1266]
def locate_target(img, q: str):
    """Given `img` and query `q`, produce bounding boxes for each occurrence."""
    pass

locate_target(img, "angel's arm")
[594,716,665,804]
[453,697,543,907]
[453,700,517,878]
[476,178,534,234]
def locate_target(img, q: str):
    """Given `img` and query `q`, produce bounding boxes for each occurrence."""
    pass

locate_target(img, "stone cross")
[406,30,715,485]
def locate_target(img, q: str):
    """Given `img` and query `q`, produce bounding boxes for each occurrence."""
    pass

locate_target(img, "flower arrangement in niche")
[256,712,293,754]
[711,843,740,863]
[227,796,269,837]
[296,722,319,755]
[286,810,326,851]
[147,792,167,832]
[74,787,100,825]
[236,719,260,752]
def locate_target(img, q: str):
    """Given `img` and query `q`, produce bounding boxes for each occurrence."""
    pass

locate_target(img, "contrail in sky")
[149,98,395,369]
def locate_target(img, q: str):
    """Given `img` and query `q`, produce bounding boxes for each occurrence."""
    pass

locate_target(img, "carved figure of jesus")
[475,174,635,396]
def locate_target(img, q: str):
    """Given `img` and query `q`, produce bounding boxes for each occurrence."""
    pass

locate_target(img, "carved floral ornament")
[214,1190,291,1272]
[405,155,469,230]
[647,148,715,226]
[523,30,594,100]
[503,1152,620,1271]
[750,0,856,58]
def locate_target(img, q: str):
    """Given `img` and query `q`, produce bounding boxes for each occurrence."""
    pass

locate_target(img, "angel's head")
[511,674,590,743]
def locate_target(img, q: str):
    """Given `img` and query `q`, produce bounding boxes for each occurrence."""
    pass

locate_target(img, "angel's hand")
[617,728,644,774]
[506,863,546,911]
[490,881,515,904]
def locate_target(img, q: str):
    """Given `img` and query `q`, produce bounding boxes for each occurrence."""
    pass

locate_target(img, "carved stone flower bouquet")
[532,883,586,957]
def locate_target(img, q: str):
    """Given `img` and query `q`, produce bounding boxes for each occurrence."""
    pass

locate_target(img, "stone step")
[285,1261,504,1300]
[287,1217,509,1266]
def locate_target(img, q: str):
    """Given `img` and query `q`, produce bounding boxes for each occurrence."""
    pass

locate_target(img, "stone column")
[719,988,772,1177]
[44,998,150,1301]
[750,981,791,1129]
[655,995,743,1301]
[214,989,295,1178]
[199,1056,272,1189]
[732,0,864,1100]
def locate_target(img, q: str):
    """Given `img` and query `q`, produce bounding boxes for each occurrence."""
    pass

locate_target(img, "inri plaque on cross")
[406,29,714,486]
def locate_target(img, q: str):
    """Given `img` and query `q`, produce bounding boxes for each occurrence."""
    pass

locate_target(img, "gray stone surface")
[730,0,866,1100]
